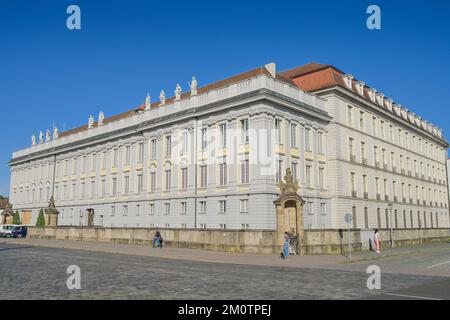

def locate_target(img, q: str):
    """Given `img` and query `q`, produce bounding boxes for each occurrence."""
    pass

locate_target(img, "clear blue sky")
[1,0,450,197]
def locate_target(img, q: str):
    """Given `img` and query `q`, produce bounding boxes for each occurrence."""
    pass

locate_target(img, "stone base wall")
[26,227,450,255]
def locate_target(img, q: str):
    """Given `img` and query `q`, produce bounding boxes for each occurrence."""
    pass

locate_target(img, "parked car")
[0,224,16,238]
[11,226,27,238]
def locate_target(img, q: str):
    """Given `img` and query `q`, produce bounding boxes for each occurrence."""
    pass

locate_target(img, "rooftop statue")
[31,134,36,146]
[174,83,182,100]
[88,115,95,129]
[53,126,59,139]
[145,93,151,110]
[159,90,166,105]
[189,76,198,96]
[46,129,51,142]
[39,131,44,144]
[98,112,105,126]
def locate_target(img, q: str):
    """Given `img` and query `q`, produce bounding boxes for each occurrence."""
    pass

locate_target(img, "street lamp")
[388,203,393,248]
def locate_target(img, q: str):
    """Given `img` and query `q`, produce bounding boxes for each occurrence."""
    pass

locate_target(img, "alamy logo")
[366,5,381,30]
[66,5,81,30]
[366,265,381,290]
[66,265,81,290]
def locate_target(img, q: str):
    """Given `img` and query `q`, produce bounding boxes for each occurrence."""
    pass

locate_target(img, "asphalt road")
[1,242,449,300]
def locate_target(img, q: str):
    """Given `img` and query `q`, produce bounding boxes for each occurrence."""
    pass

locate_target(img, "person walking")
[152,228,161,248]
[374,229,381,253]
[283,232,290,260]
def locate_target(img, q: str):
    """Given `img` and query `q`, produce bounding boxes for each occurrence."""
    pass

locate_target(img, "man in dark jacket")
[152,228,162,248]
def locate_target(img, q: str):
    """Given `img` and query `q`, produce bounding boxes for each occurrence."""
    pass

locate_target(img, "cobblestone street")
[1,240,449,300]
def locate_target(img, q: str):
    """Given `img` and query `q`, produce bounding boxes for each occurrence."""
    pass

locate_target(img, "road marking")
[427,260,450,269]
[384,293,442,300]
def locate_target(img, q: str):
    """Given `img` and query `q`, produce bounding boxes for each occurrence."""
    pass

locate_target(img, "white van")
[0,225,16,237]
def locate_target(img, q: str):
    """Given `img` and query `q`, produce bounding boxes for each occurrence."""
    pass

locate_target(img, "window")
[111,206,116,217]
[102,151,108,169]
[91,154,96,171]
[290,124,297,147]
[219,224,227,230]
[124,176,130,194]
[90,181,95,198]
[181,131,188,155]
[350,172,356,196]
[360,142,366,162]
[181,167,188,189]
[240,199,248,213]
[200,165,207,188]
[201,128,207,151]
[113,149,118,167]
[101,180,106,197]
[347,106,353,126]
[291,162,298,182]
[241,119,249,143]
[219,162,227,186]
[123,205,128,216]
[150,139,157,159]
[275,119,281,144]
[319,168,324,189]
[164,203,170,215]
[241,224,249,230]
[240,159,249,184]
[276,160,283,183]
[150,172,156,193]
[112,178,117,196]
[165,169,171,191]
[137,174,143,193]
[305,128,311,151]
[364,207,369,228]
[81,182,86,198]
[136,204,140,216]
[318,132,324,154]
[200,223,207,229]
[165,136,171,157]
[372,117,377,136]
[220,123,227,147]
[199,201,206,214]
[348,138,354,160]
[219,200,226,213]
[359,111,365,130]
[306,165,312,187]
[149,203,155,215]
[138,143,144,163]
[180,202,187,214]
[125,146,131,166]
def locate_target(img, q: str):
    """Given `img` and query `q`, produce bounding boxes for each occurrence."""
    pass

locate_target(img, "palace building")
[8,62,450,231]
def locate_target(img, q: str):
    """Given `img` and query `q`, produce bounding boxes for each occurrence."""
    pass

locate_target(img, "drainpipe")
[51,154,57,199]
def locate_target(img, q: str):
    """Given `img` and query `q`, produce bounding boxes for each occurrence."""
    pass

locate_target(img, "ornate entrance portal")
[274,168,305,255]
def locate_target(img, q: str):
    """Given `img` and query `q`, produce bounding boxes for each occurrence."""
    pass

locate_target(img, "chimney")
[265,62,276,78]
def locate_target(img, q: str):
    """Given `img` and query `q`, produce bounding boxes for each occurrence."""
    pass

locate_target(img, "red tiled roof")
[59,65,295,139]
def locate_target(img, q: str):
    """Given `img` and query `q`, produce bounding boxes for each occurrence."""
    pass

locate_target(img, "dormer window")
[385,98,393,111]
[355,81,365,96]
[343,74,354,89]
[375,92,385,106]
[368,88,377,102]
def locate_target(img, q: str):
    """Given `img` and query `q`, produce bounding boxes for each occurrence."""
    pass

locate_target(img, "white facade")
[9,66,332,230]
[9,63,450,230]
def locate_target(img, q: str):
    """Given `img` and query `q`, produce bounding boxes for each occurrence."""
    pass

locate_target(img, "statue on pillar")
[189,76,198,96]
[174,83,182,100]
[98,112,105,126]
[45,196,59,227]
[88,115,95,129]
[278,168,299,195]
[145,93,151,110]
[39,131,44,144]
[53,127,59,140]
[1,203,13,224]
[159,90,166,105]
[31,134,37,146]
[45,129,51,142]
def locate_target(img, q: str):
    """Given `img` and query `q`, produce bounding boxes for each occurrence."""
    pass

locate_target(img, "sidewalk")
[0,237,423,270]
